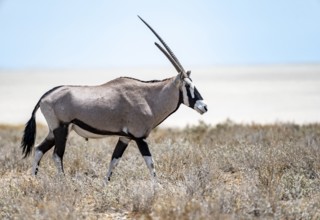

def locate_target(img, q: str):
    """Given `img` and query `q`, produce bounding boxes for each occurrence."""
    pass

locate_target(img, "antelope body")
[21,16,208,182]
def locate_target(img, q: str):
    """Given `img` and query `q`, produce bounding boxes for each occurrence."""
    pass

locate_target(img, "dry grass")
[0,121,320,219]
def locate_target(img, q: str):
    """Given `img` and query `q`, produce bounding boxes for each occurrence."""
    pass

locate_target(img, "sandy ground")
[1,123,320,219]
[0,64,319,127]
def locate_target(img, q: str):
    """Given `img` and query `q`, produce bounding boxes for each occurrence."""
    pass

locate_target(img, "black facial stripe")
[185,85,203,107]
[194,87,203,100]
[186,86,196,107]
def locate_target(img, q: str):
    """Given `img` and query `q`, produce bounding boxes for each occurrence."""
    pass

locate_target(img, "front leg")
[105,137,131,182]
[135,138,156,178]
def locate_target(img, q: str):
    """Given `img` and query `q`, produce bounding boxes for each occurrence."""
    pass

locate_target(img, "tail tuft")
[20,86,62,158]
[21,115,37,158]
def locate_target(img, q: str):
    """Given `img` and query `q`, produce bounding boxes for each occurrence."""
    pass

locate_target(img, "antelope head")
[138,16,208,115]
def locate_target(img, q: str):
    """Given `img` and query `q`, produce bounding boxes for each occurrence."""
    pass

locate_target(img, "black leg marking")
[106,138,130,182]
[33,138,55,175]
[135,138,156,178]
[112,139,129,159]
[53,124,69,173]
[37,138,55,154]
[136,139,151,156]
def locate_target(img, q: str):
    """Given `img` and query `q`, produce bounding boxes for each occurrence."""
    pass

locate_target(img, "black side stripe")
[70,119,143,140]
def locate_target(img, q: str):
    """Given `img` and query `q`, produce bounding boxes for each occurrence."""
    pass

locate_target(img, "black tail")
[21,104,39,158]
[20,85,63,158]
[21,114,37,158]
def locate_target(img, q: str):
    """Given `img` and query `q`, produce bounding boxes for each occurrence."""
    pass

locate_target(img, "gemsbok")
[21,16,208,182]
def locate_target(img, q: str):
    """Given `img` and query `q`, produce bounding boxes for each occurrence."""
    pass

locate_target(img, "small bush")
[0,122,320,219]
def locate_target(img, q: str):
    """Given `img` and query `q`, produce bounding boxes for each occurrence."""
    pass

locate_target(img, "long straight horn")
[155,42,181,73]
[138,15,188,78]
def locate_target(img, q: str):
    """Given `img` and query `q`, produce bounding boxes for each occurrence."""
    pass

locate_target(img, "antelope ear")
[179,70,190,80]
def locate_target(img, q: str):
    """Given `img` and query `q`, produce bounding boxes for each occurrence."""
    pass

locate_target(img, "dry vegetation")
[0,121,320,219]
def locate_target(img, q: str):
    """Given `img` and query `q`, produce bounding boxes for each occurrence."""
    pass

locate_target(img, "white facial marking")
[182,85,190,106]
[184,78,195,98]
[194,100,208,114]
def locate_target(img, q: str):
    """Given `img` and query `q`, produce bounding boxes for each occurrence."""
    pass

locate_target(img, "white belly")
[72,125,106,139]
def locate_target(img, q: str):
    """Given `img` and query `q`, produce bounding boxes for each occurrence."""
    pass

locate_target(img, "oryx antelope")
[21,16,208,182]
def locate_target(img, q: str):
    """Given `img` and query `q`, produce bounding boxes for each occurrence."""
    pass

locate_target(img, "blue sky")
[0,0,320,69]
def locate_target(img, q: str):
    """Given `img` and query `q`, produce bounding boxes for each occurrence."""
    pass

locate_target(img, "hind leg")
[32,132,55,175]
[52,124,69,174]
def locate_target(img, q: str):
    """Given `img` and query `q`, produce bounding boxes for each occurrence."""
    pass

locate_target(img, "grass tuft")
[1,122,320,219]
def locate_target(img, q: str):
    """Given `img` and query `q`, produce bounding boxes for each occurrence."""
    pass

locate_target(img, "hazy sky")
[0,0,320,69]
